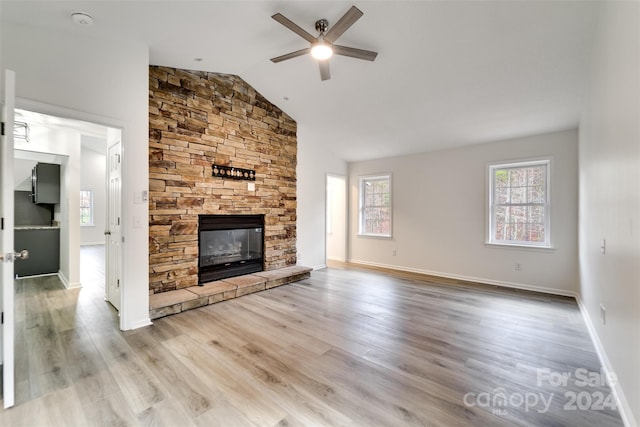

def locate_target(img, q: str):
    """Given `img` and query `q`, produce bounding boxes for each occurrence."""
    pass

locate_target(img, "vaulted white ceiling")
[2,1,599,161]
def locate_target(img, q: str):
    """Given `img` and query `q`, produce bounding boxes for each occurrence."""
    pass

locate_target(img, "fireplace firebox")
[198,215,264,284]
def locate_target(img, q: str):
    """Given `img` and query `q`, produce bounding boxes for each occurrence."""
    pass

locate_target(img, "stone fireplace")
[149,67,298,295]
[198,214,264,283]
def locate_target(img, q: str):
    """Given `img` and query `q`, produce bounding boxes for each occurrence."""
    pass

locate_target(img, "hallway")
[11,244,117,409]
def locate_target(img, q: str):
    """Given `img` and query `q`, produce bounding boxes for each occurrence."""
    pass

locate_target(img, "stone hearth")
[149,265,312,319]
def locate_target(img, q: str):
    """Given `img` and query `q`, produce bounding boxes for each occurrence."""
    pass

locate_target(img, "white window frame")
[80,189,94,227]
[487,159,551,248]
[358,174,392,238]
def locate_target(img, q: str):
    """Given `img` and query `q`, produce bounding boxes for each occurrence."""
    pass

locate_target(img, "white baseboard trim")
[296,263,326,271]
[125,318,153,330]
[575,296,637,427]
[15,271,82,289]
[15,272,57,280]
[58,271,69,288]
[57,271,81,289]
[347,259,577,298]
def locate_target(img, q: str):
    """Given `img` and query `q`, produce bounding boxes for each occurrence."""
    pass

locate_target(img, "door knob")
[104,231,111,235]
[13,250,29,260]
[0,250,29,262]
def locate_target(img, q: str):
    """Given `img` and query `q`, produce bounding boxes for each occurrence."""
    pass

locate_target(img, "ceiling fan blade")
[319,60,331,81]
[272,13,317,43]
[324,6,364,43]
[271,48,311,63]
[333,45,378,61]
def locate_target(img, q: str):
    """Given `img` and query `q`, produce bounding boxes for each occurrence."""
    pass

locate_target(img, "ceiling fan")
[270,5,378,81]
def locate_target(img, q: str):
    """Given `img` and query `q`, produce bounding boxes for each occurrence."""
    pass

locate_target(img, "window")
[80,190,94,226]
[488,160,550,247]
[359,174,392,237]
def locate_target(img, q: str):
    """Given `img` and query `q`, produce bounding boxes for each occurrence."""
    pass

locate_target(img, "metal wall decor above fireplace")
[198,214,264,284]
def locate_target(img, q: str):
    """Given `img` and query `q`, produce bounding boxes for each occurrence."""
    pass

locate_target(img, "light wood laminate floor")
[0,251,624,426]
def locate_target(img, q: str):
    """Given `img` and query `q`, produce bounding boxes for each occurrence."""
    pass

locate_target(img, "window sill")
[358,233,393,239]
[484,242,555,252]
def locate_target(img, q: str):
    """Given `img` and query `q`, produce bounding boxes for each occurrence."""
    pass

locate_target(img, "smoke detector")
[71,12,94,26]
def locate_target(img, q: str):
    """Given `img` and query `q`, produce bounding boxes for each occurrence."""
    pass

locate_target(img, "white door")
[105,142,121,311]
[1,70,17,408]
[326,174,347,262]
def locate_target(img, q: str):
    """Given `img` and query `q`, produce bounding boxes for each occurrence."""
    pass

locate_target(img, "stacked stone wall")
[149,66,297,294]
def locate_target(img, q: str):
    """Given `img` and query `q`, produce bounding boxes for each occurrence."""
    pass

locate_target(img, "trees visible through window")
[489,160,550,247]
[80,190,93,226]
[359,174,392,237]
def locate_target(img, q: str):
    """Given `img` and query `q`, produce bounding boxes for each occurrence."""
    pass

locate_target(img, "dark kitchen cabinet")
[32,162,60,204]
[14,227,60,277]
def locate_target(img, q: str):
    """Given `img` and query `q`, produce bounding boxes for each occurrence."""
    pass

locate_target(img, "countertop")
[15,225,60,230]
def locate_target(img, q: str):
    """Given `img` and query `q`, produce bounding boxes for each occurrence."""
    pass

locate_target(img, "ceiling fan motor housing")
[315,19,329,34]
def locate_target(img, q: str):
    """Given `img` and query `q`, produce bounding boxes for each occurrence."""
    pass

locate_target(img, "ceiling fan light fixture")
[271,6,377,80]
[310,41,333,60]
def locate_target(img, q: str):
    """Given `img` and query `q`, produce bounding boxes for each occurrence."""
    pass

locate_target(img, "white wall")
[296,125,348,269]
[578,2,640,425]
[1,22,150,330]
[349,129,579,295]
[60,143,81,289]
[80,145,107,245]
[13,158,36,191]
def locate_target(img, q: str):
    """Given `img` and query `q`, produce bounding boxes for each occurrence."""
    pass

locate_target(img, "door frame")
[15,98,127,329]
[2,69,16,408]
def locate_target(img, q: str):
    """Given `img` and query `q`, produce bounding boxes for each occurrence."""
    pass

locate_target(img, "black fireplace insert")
[198,214,264,284]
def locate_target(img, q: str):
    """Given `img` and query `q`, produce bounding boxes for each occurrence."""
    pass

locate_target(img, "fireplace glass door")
[198,214,265,283]
[199,228,263,267]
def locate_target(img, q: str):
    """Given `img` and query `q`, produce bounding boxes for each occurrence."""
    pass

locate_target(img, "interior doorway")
[326,174,347,262]
[8,108,119,406]
[13,108,118,300]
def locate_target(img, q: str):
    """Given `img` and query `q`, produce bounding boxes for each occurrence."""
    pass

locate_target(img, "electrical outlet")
[514,263,521,271]
[601,239,606,255]
[392,249,397,256]
[600,304,606,325]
